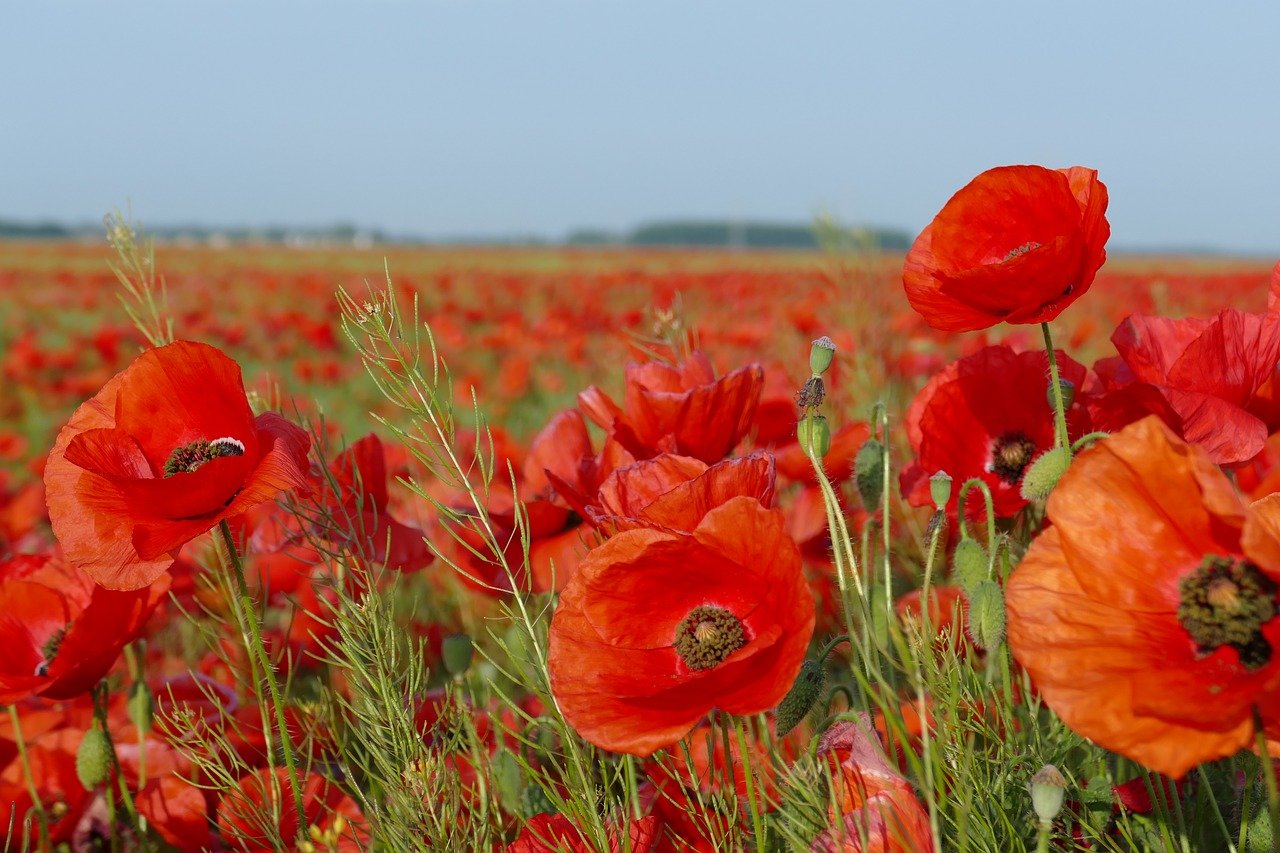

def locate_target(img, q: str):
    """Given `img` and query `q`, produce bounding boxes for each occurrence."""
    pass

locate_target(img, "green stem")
[6,705,49,849]
[218,520,307,832]
[91,682,140,834]
[1040,322,1071,457]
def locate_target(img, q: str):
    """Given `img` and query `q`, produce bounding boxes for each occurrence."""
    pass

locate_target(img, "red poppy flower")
[578,352,763,463]
[0,727,92,845]
[1006,417,1280,778]
[217,767,368,852]
[548,496,814,756]
[586,451,777,534]
[811,715,934,853]
[44,340,312,589]
[508,812,661,853]
[903,165,1109,331]
[900,346,1091,519]
[1088,309,1280,465]
[0,554,169,702]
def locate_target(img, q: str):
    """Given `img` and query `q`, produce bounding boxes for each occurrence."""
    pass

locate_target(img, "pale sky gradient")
[3,2,1278,252]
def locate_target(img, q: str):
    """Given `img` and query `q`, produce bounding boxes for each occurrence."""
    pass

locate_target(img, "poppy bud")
[490,748,523,806]
[809,336,837,375]
[1244,792,1273,853]
[929,470,952,510]
[854,438,885,510]
[967,579,1005,650]
[797,415,831,459]
[442,634,474,678]
[1047,377,1076,410]
[951,538,988,593]
[128,680,153,734]
[775,658,826,737]
[1029,764,1068,824]
[1020,447,1072,502]
[76,725,113,789]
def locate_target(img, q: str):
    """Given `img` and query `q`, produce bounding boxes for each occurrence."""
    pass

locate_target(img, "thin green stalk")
[1195,765,1236,853]
[1040,322,1071,456]
[217,520,306,832]
[732,717,767,847]
[92,682,141,834]
[6,705,49,849]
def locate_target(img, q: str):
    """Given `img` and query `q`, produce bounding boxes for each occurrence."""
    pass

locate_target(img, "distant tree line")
[0,217,912,250]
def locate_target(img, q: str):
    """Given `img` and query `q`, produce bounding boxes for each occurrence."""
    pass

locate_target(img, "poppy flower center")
[35,626,67,677]
[675,605,746,671]
[989,432,1037,484]
[1003,241,1042,261]
[163,436,246,477]
[1177,556,1277,671]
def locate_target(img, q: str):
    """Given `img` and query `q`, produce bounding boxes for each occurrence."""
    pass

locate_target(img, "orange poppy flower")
[44,341,312,590]
[903,165,1109,331]
[586,451,776,534]
[0,554,169,703]
[1006,417,1280,778]
[813,714,935,853]
[578,352,763,463]
[548,496,814,756]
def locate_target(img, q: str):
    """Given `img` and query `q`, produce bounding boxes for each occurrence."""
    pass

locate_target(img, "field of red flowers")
[2,168,1280,852]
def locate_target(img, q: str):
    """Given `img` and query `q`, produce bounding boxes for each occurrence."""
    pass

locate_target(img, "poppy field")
[2,168,1280,852]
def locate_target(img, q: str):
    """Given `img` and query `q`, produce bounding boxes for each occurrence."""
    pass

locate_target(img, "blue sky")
[3,2,1278,252]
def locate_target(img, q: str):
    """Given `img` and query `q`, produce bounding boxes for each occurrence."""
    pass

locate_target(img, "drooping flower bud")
[1020,447,1072,502]
[967,579,1006,650]
[442,634,475,678]
[490,748,524,807]
[76,725,113,789]
[1029,764,1068,824]
[951,538,989,593]
[929,470,953,510]
[797,415,831,459]
[854,437,885,511]
[809,336,837,376]
[775,658,826,737]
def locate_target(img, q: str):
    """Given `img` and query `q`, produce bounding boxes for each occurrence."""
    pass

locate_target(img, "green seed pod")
[128,680,153,735]
[1029,764,1068,824]
[951,538,989,594]
[796,415,831,459]
[1020,447,1072,502]
[76,725,113,789]
[442,634,475,678]
[967,579,1006,650]
[929,470,952,510]
[809,336,837,376]
[775,658,826,737]
[854,438,885,511]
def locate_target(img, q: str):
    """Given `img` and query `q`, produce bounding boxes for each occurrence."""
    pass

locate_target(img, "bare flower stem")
[218,519,307,831]
[1040,322,1072,457]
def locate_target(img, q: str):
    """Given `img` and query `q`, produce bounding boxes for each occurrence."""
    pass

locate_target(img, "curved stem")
[218,520,307,832]
[1040,322,1071,457]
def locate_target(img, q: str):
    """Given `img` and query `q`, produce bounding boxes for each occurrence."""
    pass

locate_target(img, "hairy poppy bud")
[797,415,831,459]
[951,538,988,593]
[1020,447,1072,502]
[490,748,523,806]
[775,658,826,737]
[128,681,153,734]
[929,470,952,510]
[442,634,474,677]
[967,579,1006,650]
[76,725,113,789]
[809,336,837,376]
[1029,764,1068,824]
[1244,791,1273,853]
[1048,377,1076,411]
[854,438,885,510]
